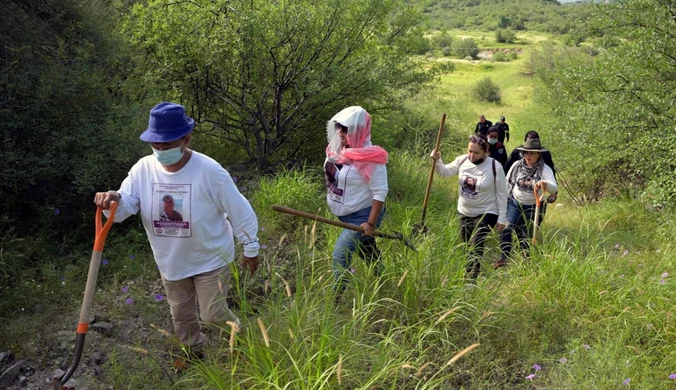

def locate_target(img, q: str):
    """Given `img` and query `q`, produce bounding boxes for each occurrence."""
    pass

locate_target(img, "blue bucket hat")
[139,102,195,143]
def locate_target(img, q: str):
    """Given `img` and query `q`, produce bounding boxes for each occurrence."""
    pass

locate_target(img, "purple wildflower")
[662,272,668,278]
[660,279,666,285]
[615,244,620,249]
[260,227,266,231]
[526,374,535,380]
[102,259,109,265]
[232,176,238,183]
[622,250,629,256]
[155,294,164,302]
[669,374,676,379]
[121,286,129,293]
[559,358,568,364]
[129,255,135,260]
[261,244,268,249]
[583,344,591,350]
[623,378,631,385]
[533,364,541,371]
[54,208,61,215]
[350,268,356,274]
[59,276,66,281]
[125,298,134,305]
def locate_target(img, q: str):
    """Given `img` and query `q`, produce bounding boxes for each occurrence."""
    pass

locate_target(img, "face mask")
[152,144,184,165]
[488,139,498,145]
[471,156,486,165]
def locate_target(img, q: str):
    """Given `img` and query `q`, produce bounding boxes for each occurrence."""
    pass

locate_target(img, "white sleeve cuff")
[243,241,260,258]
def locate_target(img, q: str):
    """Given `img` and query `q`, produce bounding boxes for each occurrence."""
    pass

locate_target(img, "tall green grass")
[179,152,676,389]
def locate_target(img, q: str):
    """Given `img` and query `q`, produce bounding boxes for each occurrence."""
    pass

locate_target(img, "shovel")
[532,188,546,244]
[271,205,416,252]
[412,113,446,235]
[54,202,118,390]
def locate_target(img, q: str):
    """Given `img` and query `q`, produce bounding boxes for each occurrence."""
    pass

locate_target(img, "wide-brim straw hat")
[515,138,548,153]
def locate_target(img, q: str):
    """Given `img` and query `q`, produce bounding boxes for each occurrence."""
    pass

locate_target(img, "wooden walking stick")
[532,187,546,244]
[271,205,416,252]
[413,113,446,235]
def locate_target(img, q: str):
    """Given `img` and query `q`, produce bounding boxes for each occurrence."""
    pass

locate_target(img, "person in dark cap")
[495,116,510,143]
[93,102,260,358]
[474,115,493,137]
[495,137,557,268]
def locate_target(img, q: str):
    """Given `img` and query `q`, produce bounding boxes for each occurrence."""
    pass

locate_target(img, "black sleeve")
[504,148,520,174]
[474,123,480,134]
[543,151,556,175]
[505,124,510,140]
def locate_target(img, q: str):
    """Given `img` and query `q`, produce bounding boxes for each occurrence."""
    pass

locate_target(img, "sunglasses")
[469,135,487,146]
[522,151,541,155]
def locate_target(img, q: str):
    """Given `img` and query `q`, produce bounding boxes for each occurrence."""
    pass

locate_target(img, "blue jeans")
[333,206,385,292]
[499,198,542,260]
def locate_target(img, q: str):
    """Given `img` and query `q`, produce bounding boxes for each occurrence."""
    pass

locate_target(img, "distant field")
[413,28,559,144]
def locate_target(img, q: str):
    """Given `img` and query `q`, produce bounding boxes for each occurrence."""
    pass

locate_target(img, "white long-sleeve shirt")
[507,163,558,205]
[435,155,508,224]
[324,160,388,216]
[105,152,259,281]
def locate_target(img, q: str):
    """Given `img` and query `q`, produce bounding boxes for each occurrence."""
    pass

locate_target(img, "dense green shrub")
[125,0,434,171]
[495,28,516,43]
[473,76,502,103]
[452,38,480,59]
[431,31,454,49]
[492,52,508,62]
[0,0,145,239]
[532,0,676,205]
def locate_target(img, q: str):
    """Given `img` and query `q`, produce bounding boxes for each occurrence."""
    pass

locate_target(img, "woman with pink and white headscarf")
[324,106,388,297]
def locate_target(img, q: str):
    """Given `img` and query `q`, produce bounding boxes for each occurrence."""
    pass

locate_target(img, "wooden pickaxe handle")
[271,205,416,251]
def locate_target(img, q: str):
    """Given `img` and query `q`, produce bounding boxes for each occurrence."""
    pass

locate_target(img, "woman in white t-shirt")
[431,134,508,280]
[324,106,388,295]
[495,138,557,268]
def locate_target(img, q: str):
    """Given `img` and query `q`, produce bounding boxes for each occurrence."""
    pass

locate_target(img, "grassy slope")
[1,30,674,390]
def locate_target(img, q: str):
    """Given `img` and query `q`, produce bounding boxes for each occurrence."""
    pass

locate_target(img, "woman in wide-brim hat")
[495,137,558,268]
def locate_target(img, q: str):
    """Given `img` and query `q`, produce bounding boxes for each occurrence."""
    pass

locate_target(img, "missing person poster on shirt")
[152,183,191,238]
[460,174,480,200]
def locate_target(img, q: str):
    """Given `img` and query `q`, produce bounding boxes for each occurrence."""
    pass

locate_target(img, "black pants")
[459,212,498,279]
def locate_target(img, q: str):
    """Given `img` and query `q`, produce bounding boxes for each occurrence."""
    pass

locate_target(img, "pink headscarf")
[325,106,388,183]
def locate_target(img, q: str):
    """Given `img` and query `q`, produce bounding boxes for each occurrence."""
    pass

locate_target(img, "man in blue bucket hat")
[94,102,259,357]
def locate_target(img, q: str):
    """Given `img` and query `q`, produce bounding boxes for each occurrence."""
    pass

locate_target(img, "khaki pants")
[161,265,237,347]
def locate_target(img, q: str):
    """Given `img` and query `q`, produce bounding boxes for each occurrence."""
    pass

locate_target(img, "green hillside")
[425,0,591,34]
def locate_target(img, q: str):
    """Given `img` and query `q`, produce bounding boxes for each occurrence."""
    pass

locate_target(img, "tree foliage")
[473,76,502,103]
[124,0,435,170]
[0,0,145,237]
[425,0,591,35]
[533,0,676,205]
[452,38,480,59]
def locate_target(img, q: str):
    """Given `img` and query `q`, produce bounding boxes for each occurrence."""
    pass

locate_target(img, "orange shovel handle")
[94,202,117,252]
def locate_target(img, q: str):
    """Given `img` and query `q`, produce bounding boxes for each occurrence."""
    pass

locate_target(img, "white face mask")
[152,144,184,165]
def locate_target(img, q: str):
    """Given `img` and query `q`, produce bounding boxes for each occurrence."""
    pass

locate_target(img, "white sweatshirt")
[104,152,260,281]
[324,160,388,216]
[435,155,508,224]
[507,163,558,205]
